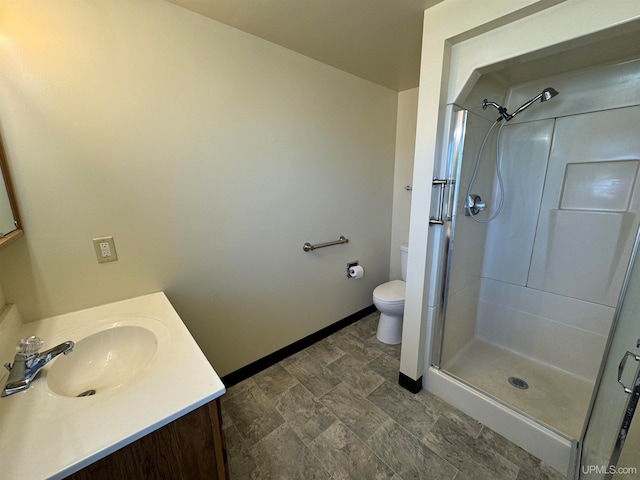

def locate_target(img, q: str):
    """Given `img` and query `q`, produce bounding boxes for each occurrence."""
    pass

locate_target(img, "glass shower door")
[580,227,640,479]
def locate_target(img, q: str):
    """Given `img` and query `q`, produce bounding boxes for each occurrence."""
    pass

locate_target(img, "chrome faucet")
[2,336,74,397]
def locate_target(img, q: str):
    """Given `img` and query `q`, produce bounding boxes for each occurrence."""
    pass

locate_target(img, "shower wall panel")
[442,280,481,366]
[528,106,640,308]
[476,278,611,379]
[475,106,640,380]
[449,113,496,297]
[481,119,554,286]
[441,112,495,365]
[506,58,640,126]
[446,61,640,377]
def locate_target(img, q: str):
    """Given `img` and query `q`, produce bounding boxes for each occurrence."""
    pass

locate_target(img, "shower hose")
[465,119,507,224]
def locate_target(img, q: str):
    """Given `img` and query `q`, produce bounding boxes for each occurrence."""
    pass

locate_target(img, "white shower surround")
[438,99,640,474]
[476,279,612,381]
[401,1,640,476]
[439,59,640,479]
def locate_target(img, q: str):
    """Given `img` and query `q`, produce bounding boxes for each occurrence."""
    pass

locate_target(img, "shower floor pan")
[444,339,593,440]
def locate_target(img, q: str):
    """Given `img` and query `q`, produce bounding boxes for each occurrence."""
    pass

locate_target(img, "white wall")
[389,88,418,279]
[0,0,398,376]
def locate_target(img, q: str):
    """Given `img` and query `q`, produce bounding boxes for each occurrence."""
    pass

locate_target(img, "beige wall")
[389,88,418,279]
[0,0,398,376]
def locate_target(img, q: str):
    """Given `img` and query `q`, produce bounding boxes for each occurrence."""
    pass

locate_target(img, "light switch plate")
[92,236,118,263]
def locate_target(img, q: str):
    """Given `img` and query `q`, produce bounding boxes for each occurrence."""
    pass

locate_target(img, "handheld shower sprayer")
[482,87,559,122]
[467,87,559,224]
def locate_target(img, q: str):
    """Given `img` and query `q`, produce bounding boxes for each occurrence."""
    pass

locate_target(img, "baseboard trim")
[398,372,423,394]
[221,305,377,387]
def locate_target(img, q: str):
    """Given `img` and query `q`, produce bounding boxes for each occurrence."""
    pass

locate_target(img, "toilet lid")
[373,280,406,302]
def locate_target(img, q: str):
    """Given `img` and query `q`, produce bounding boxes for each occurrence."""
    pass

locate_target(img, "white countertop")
[0,292,226,480]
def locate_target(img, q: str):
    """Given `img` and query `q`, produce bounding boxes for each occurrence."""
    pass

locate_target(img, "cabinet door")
[66,400,228,480]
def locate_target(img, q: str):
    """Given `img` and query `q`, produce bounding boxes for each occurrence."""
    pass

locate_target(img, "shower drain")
[508,377,529,390]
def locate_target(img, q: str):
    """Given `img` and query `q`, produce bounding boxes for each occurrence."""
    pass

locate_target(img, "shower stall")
[423,52,640,477]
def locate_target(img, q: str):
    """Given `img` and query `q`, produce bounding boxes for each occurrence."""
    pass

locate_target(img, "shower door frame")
[430,106,468,370]
[577,224,640,479]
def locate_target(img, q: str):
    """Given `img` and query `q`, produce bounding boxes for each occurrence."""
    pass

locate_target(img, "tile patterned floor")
[220,312,566,480]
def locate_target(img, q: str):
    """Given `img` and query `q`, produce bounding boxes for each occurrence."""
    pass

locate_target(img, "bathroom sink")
[0,293,226,480]
[47,325,158,397]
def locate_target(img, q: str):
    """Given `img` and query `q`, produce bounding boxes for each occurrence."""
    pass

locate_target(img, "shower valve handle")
[466,194,486,216]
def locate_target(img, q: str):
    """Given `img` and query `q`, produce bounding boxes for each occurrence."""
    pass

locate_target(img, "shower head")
[541,87,559,102]
[482,87,559,122]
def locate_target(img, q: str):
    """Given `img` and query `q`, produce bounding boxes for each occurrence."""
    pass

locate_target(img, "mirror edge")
[0,132,23,250]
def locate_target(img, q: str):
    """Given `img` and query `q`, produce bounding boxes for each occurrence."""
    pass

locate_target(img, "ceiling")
[165,1,640,94]
[166,0,444,92]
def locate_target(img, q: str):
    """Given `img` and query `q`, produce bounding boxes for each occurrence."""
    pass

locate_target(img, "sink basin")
[47,325,158,397]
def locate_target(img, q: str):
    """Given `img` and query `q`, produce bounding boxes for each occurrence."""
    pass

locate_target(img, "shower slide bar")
[303,236,349,252]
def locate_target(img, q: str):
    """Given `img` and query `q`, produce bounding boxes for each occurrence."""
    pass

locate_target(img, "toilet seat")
[373,280,405,303]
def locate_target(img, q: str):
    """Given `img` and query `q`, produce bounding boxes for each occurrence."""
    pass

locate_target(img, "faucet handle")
[17,336,44,355]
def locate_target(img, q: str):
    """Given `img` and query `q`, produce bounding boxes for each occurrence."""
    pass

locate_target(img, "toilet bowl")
[373,280,405,344]
[373,244,408,345]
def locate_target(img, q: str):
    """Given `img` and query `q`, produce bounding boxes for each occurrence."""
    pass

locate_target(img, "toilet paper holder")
[347,261,360,278]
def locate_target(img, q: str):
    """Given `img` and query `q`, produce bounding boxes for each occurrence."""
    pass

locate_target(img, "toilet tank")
[400,244,409,281]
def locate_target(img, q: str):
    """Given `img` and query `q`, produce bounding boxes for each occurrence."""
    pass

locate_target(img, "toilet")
[373,244,408,344]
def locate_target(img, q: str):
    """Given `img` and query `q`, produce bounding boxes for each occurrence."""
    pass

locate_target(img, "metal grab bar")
[429,178,448,225]
[303,235,349,252]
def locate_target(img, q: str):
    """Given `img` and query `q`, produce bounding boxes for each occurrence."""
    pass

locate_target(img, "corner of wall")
[389,88,419,279]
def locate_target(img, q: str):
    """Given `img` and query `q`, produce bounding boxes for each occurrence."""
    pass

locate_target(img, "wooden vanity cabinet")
[65,398,229,480]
